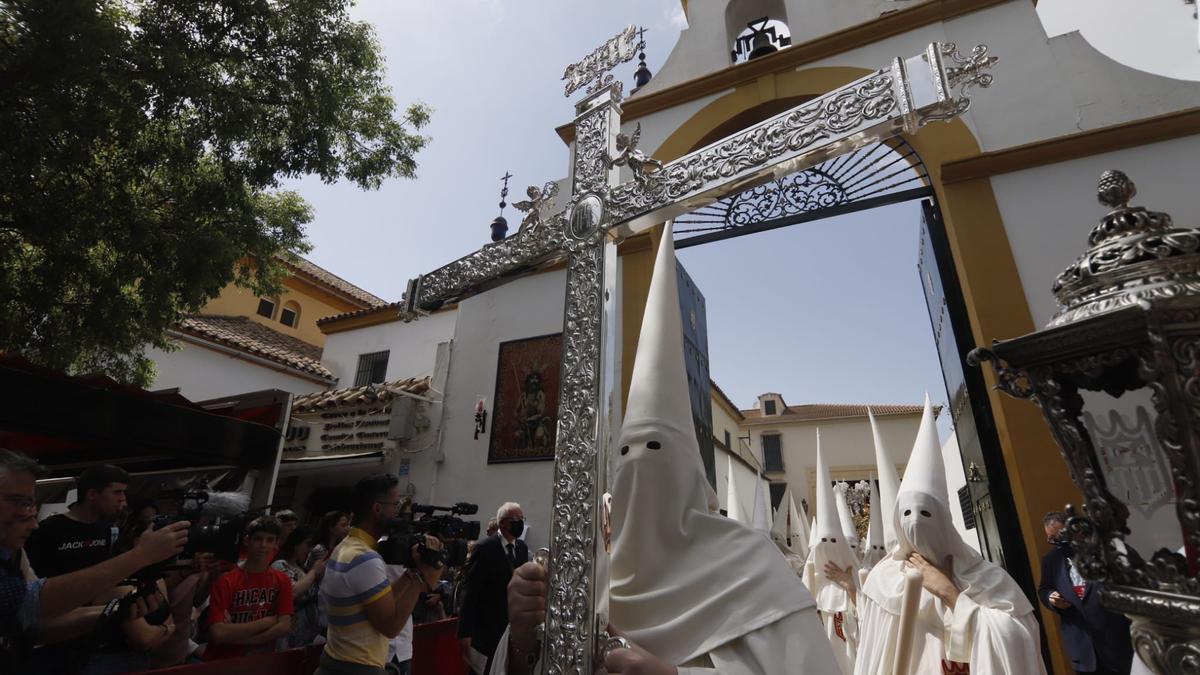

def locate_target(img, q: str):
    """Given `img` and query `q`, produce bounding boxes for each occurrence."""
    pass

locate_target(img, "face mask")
[509,519,525,538]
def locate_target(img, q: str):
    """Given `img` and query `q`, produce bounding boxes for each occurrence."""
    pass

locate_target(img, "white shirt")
[385,564,415,663]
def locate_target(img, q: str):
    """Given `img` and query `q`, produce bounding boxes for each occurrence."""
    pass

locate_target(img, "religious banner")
[488,333,563,463]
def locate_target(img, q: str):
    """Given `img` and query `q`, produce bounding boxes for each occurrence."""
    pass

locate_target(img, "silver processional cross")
[401,26,998,675]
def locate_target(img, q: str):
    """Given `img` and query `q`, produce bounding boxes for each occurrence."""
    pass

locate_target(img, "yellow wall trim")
[941,106,1200,184]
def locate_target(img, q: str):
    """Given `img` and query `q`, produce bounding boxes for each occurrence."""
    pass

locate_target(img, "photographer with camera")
[0,450,189,668]
[317,473,443,675]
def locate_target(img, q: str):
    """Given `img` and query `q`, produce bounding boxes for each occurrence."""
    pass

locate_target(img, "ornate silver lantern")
[970,170,1200,674]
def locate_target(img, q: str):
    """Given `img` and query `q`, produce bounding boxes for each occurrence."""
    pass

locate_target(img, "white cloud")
[663,0,688,31]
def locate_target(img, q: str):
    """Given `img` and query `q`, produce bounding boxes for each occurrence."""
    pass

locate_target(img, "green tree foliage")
[0,0,430,384]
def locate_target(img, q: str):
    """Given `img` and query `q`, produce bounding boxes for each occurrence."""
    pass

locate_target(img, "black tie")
[507,543,517,568]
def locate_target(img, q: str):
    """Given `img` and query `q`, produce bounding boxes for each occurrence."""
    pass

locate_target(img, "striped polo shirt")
[321,527,393,667]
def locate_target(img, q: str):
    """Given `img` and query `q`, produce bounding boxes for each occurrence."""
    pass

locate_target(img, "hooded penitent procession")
[492,225,1042,674]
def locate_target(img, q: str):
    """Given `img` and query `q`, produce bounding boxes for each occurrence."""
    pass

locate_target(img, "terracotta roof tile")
[175,315,335,381]
[739,402,935,424]
[290,376,432,412]
[317,301,404,326]
[281,255,387,308]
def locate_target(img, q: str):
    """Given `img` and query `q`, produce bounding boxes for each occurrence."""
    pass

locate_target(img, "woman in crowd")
[271,525,325,648]
[307,510,350,568]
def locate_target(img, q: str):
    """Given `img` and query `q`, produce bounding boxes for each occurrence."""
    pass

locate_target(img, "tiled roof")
[175,315,336,381]
[709,379,744,420]
[290,376,432,412]
[280,255,387,309]
[740,402,934,425]
[317,301,404,326]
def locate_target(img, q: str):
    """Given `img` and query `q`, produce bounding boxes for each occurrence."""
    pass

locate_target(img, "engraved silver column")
[542,83,622,675]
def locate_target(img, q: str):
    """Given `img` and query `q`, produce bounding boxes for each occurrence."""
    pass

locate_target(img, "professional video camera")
[378,501,481,569]
[152,477,250,563]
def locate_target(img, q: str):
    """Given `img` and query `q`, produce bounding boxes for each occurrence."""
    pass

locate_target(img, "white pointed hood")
[803,431,860,612]
[752,473,771,532]
[868,408,903,552]
[834,482,860,555]
[609,225,814,665]
[788,491,809,559]
[864,394,1033,618]
[771,497,788,547]
[726,454,745,523]
[861,478,886,569]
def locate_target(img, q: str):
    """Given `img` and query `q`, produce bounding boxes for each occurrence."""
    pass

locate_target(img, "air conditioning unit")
[388,397,417,440]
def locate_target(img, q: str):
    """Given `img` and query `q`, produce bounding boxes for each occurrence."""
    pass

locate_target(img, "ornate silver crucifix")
[403,28,997,674]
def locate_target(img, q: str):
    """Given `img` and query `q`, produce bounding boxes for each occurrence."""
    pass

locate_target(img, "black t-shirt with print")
[24,514,116,578]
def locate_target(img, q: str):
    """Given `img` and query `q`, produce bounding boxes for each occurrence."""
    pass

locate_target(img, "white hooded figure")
[860,479,887,570]
[834,482,861,559]
[868,407,903,554]
[490,226,838,674]
[855,396,1047,675]
[803,436,861,675]
[787,490,810,560]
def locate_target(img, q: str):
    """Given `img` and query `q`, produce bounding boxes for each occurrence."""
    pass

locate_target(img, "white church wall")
[320,309,458,385]
[636,0,1199,164]
[148,343,327,401]
[404,270,567,553]
[743,414,923,523]
[990,134,1200,328]
[716,444,770,525]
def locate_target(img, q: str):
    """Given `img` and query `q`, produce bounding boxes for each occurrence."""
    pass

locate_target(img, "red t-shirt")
[203,566,295,661]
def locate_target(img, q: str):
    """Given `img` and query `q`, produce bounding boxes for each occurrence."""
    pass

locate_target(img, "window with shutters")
[354,350,390,387]
[762,434,784,472]
[724,430,732,449]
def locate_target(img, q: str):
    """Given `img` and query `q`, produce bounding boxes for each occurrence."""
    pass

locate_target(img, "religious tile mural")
[488,333,562,463]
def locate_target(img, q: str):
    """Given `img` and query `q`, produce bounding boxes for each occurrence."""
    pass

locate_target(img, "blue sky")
[287,0,1161,431]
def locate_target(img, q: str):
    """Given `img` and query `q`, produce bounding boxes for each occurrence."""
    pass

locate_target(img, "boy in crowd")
[203,516,294,661]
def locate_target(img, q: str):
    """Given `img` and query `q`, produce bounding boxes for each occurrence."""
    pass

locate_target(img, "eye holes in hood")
[620,440,663,456]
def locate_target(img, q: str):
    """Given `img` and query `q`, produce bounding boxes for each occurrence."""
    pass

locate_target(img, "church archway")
[622,64,1076,671]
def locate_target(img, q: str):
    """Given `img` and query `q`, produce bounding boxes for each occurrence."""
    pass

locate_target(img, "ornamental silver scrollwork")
[606,72,898,225]
[411,220,567,307]
[574,109,610,195]
[562,24,640,98]
[918,43,997,126]
[545,243,607,675]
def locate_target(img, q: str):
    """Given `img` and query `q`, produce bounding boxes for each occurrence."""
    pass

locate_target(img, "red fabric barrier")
[140,645,324,675]
[134,619,467,675]
[415,618,469,675]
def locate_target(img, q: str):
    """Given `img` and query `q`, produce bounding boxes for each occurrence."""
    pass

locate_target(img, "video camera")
[378,501,481,569]
[152,477,249,563]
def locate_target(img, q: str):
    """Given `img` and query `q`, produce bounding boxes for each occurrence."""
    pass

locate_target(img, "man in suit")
[1039,511,1134,675]
[459,502,529,675]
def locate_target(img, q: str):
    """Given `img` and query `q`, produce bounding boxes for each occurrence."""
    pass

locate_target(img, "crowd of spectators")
[0,450,496,675]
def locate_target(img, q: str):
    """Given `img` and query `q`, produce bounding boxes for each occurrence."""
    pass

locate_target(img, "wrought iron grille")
[674,138,931,249]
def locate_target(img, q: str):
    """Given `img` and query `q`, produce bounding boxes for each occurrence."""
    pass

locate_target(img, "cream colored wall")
[201,277,360,347]
[710,391,750,460]
[741,414,921,516]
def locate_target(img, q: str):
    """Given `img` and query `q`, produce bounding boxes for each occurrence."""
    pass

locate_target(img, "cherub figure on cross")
[604,123,663,184]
